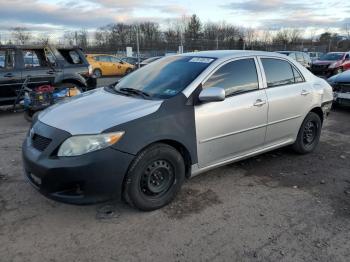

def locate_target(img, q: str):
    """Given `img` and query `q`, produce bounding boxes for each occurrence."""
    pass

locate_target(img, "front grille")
[32,134,52,151]
[312,64,328,70]
[334,83,350,93]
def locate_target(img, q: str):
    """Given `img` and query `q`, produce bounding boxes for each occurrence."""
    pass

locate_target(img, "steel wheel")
[303,120,318,146]
[140,160,174,197]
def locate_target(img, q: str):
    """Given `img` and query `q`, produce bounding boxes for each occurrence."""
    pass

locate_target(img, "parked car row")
[85,54,164,78]
[276,51,312,70]
[86,54,135,78]
[275,50,350,82]
[311,52,350,76]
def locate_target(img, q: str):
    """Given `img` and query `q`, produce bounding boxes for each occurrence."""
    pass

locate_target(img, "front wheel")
[123,143,185,211]
[93,69,102,78]
[292,112,322,154]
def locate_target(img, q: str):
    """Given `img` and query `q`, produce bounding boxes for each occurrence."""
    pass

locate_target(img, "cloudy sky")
[0,0,349,35]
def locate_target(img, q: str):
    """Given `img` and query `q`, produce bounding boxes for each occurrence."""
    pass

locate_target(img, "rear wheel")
[93,69,102,78]
[292,112,322,154]
[123,143,185,211]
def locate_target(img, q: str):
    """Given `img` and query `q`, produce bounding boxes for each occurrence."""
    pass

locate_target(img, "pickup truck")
[0,45,96,106]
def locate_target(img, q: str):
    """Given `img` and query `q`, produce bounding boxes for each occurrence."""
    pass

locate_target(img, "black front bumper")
[22,121,134,204]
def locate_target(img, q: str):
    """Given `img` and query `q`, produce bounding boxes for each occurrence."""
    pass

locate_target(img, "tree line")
[2,14,350,54]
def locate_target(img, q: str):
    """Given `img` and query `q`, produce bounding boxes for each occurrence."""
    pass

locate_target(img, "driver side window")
[203,58,259,97]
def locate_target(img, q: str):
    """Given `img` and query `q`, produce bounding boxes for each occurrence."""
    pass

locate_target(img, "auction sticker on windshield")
[189,57,214,63]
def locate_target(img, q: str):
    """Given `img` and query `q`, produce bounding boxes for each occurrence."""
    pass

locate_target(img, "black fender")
[54,73,87,88]
[106,93,198,165]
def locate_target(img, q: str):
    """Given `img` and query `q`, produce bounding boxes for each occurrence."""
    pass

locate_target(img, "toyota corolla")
[22,51,333,211]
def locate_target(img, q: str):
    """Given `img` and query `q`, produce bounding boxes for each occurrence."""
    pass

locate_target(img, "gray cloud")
[0,0,188,31]
[223,0,350,30]
[223,0,314,13]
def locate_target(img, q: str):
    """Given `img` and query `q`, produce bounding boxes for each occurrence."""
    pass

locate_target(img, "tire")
[123,143,185,211]
[93,69,102,78]
[292,112,322,154]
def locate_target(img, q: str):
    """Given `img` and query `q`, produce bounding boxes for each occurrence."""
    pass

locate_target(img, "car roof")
[179,50,287,60]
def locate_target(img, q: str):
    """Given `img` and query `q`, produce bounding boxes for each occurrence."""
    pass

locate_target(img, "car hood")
[328,70,350,83]
[313,60,336,65]
[38,88,162,135]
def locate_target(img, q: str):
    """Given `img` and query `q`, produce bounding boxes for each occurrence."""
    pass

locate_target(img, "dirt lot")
[0,87,349,261]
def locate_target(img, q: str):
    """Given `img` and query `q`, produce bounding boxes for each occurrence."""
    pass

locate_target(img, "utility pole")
[216,35,219,50]
[136,25,140,69]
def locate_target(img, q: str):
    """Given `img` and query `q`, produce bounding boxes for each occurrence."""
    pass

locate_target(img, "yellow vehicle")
[86,54,135,77]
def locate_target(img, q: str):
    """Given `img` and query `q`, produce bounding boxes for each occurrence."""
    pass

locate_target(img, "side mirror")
[199,87,225,102]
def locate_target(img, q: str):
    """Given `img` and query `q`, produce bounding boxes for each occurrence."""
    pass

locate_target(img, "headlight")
[58,132,124,157]
[328,62,339,69]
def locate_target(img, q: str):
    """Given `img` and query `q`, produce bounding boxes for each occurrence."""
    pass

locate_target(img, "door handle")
[253,99,266,107]
[4,73,14,78]
[301,90,310,96]
[47,70,55,75]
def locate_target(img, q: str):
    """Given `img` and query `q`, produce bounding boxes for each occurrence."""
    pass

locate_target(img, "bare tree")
[11,27,31,45]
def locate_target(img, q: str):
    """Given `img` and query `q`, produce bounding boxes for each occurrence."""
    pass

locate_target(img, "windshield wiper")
[118,87,151,99]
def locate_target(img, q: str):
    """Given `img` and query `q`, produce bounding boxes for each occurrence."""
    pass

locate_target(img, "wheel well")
[310,107,324,124]
[153,140,192,178]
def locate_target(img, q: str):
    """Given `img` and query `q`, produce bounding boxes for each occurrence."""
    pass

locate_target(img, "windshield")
[115,56,215,99]
[320,53,344,61]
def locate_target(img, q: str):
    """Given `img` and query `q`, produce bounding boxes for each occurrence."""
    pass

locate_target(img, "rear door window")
[203,58,259,96]
[261,58,296,87]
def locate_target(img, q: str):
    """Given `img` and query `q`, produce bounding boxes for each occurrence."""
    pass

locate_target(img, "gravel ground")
[0,93,349,261]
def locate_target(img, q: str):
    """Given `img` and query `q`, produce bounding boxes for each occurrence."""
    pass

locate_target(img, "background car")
[86,54,134,77]
[308,51,323,62]
[328,70,350,106]
[0,45,96,106]
[121,56,146,68]
[276,51,312,69]
[140,56,162,67]
[311,52,350,76]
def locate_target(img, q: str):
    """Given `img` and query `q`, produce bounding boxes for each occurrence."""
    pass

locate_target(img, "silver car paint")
[187,51,333,176]
[39,88,162,135]
[38,50,332,177]
[194,57,269,167]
